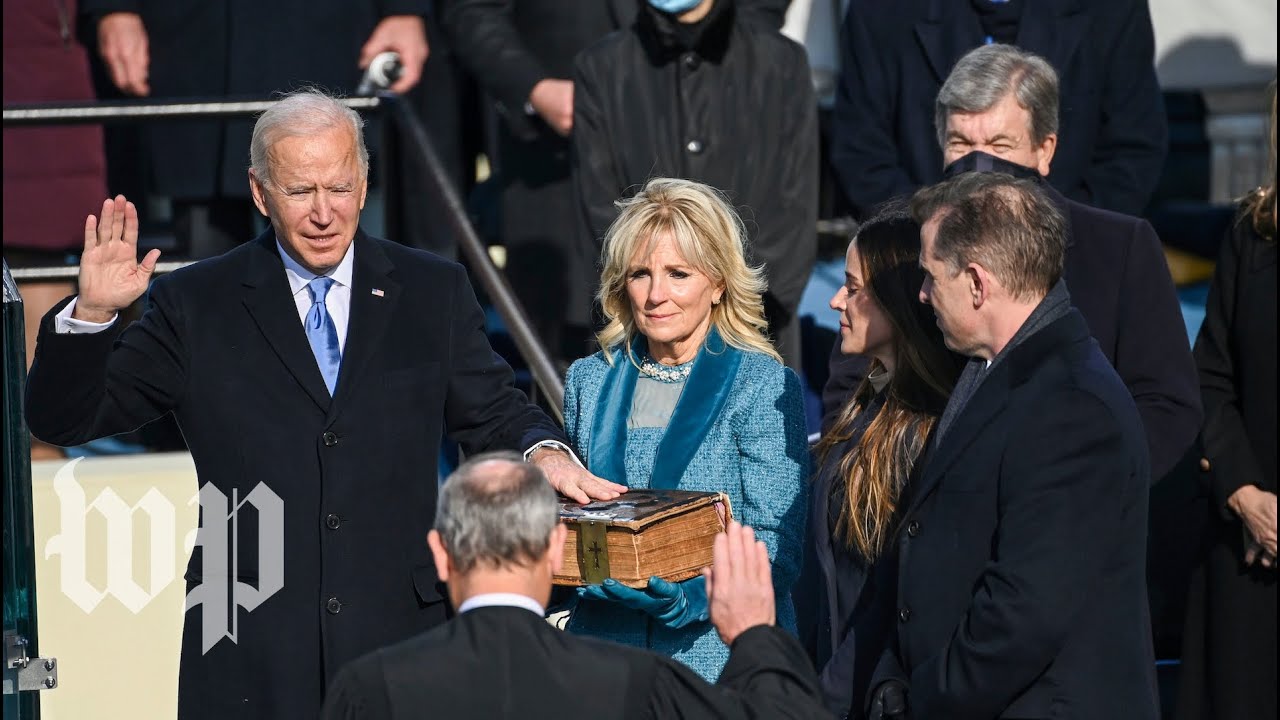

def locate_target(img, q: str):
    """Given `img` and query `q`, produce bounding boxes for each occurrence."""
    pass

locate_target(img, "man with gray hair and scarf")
[865,173,1158,719]
[323,452,829,719]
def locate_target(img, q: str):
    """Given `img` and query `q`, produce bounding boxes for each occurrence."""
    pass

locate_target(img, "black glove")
[867,680,908,720]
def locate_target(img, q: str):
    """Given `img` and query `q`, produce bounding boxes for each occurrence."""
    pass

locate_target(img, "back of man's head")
[434,452,559,574]
[935,44,1059,149]
[911,172,1066,302]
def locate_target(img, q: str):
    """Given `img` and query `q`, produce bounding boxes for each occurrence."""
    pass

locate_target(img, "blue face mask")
[647,0,705,14]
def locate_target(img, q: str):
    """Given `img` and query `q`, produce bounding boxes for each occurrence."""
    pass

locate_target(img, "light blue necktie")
[305,277,341,396]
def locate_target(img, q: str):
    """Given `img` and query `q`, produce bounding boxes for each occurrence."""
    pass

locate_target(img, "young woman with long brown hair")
[809,210,964,717]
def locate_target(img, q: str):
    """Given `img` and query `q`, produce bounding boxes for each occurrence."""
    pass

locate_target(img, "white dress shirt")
[456,592,545,617]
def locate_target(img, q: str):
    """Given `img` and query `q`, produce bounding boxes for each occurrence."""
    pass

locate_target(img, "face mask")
[647,0,705,14]
[942,150,1043,182]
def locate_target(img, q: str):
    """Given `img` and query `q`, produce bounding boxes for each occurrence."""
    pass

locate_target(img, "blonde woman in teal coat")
[563,177,810,682]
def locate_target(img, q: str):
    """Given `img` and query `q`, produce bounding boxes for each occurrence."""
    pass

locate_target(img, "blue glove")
[577,576,709,629]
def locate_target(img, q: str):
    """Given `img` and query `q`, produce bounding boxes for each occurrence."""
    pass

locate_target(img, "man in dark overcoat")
[24,89,621,720]
[866,172,1158,719]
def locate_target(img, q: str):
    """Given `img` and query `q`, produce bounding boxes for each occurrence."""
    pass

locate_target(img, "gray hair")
[434,451,559,574]
[935,44,1060,149]
[910,172,1066,300]
[249,87,368,187]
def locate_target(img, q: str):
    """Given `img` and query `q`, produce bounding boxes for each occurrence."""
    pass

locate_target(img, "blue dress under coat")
[562,342,810,681]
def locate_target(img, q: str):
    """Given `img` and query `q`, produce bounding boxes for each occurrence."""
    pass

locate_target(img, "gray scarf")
[932,279,1072,448]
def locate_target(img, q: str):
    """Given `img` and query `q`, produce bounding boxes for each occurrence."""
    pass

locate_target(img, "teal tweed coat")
[562,340,810,682]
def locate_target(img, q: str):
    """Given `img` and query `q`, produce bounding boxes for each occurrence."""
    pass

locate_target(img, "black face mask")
[942,150,1044,182]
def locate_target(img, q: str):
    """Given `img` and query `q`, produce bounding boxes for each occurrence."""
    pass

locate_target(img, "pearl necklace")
[639,357,693,383]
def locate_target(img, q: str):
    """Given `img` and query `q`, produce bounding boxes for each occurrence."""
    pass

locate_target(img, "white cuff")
[54,298,118,334]
[523,440,584,468]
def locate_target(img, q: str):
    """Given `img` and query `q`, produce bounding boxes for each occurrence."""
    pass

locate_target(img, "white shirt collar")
[277,237,356,296]
[456,592,545,617]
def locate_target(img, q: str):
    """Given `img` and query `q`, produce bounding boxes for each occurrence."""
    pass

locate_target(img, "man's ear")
[966,263,987,308]
[1034,133,1058,177]
[546,523,568,576]
[427,530,451,584]
[248,169,271,218]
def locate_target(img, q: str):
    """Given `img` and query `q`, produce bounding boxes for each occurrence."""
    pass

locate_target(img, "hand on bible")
[76,195,161,323]
[704,522,775,647]
[530,447,627,504]
[577,576,708,628]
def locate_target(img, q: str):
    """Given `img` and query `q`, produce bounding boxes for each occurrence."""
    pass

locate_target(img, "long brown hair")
[1243,80,1277,241]
[815,212,965,560]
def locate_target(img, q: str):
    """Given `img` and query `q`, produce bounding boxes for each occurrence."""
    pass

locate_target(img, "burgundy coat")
[2,0,105,255]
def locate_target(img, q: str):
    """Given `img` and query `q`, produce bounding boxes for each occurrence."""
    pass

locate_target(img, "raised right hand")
[98,13,150,96]
[75,196,161,323]
[705,522,775,646]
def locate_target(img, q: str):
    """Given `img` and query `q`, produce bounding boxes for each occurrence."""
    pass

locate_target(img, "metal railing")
[3,94,565,422]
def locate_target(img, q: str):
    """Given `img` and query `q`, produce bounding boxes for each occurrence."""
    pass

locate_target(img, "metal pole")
[381,95,565,422]
[8,261,195,282]
[2,97,381,126]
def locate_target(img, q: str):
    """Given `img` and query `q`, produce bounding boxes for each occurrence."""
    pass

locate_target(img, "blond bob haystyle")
[595,178,781,365]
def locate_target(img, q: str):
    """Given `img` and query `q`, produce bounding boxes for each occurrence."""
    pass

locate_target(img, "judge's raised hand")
[75,196,161,323]
[530,446,627,504]
[705,522,775,646]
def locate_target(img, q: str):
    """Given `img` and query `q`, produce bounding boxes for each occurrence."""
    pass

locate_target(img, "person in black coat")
[80,0,432,258]
[446,0,637,365]
[831,0,1166,219]
[572,0,817,369]
[824,44,1200,484]
[1176,91,1277,719]
[866,172,1158,719]
[323,452,828,720]
[24,90,623,720]
[809,211,962,718]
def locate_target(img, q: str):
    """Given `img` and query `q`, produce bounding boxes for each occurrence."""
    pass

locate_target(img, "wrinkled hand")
[75,196,161,323]
[578,576,708,628]
[359,16,429,94]
[704,522,775,646]
[98,13,150,96]
[531,448,626,503]
[1230,486,1277,560]
[528,79,574,136]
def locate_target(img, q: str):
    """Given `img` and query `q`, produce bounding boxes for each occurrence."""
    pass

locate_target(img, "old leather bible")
[554,489,732,588]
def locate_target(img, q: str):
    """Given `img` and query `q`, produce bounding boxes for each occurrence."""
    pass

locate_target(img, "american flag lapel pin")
[371,288,385,297]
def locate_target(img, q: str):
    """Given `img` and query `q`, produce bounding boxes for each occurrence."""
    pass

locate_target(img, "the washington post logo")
[44,459,285,654]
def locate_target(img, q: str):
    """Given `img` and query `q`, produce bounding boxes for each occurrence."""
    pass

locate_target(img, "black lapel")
[914,0,984,84]
[240,231,332,413]
[326,232,399,426]
[906,364,1012,516]
[1015,0,1087,86]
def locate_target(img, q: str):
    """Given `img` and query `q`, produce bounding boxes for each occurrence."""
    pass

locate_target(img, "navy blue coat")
[831,0,1167,218]
[825,185,1201,482]
[873,310,1159,719]
[25,231,565,720]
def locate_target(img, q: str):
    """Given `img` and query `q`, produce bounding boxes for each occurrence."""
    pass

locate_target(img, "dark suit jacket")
[322,605,830,719]
[825,186,1201,481]
[25,231,566,720]
[874,310,1158,719]
[831,0,1167,218]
